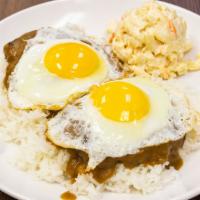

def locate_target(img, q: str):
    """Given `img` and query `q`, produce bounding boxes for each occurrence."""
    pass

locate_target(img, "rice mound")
[108,1,200,79]
[0,57,68,184]
[1,26,200,199]
[0,55,178,196]
[0,66,178,196]
[68,163,177,199]
[1,53,200,198]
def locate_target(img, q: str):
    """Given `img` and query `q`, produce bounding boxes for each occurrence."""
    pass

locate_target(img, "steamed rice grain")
[0,25,200,198]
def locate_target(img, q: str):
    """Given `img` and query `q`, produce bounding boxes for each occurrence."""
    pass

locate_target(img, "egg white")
[8,28,120,110]
[47,78,195,169]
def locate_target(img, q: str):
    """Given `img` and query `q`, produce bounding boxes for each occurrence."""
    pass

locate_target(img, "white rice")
[68,163,177,196]
[0,56,68,184]
[0,50,200,199]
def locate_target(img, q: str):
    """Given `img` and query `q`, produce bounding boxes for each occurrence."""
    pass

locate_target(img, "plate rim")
[0,0,200,200]
[0,0,200,27]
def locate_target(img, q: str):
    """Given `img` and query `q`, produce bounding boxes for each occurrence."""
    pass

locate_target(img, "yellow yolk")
[90,81,150,122]
[44,42,100,79]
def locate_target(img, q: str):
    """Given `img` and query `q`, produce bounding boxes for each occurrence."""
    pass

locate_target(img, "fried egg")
[8,27,120,110]
[47,77,196,169]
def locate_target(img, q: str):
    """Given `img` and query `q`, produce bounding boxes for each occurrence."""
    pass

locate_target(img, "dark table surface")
[0,0,200,199]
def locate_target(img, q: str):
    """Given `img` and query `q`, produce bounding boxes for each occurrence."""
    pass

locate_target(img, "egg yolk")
[44,42,100,79]
[90,81,150,122]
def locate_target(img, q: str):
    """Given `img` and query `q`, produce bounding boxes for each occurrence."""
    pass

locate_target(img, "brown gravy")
[67,149,89,182]
[61,192,76,200]
[67,137,185,183]
[3,30,37,88]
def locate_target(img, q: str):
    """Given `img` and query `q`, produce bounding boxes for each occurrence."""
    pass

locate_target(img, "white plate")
[1,0,200,200]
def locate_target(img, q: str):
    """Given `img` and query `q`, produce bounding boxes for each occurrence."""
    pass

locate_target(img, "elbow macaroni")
[108,1,200,79]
